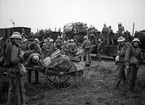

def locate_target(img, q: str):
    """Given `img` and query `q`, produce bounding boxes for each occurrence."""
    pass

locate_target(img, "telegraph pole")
[132,23,135,36]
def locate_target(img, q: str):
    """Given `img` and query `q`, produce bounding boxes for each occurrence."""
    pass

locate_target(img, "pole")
[132,23,135,36]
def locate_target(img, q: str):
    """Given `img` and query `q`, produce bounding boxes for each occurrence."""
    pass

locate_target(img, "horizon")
[0,0,145,33]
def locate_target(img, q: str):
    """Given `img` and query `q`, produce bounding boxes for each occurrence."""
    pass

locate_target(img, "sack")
[130,57,139,65]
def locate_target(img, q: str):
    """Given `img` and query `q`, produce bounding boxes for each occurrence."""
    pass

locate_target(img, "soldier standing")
[69,39,78,57]
[118,23,125,36]
[102,23,109,45]
[97,37,104,61]
[61,41,69,55]
[42,39,50,58]
[108,26,114,45]
[127,38,143,91]
[81,36,92,66]
[115,36,132,88]
[5,32,27,105]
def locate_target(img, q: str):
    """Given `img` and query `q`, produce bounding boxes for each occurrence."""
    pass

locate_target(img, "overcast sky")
[0,0,145,33]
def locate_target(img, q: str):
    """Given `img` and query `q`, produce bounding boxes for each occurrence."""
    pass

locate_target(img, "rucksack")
[0,39,12,67]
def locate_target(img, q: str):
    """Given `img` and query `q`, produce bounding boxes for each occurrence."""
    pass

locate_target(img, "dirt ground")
[1,60,145,105]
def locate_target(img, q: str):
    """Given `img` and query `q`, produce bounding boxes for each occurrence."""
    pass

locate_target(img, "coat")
[118,42,132,66]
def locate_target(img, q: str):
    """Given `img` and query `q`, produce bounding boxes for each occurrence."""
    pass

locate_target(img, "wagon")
[25,50,85,89]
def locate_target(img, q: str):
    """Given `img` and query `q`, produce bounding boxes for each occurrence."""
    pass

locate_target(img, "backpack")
[0,39,12,67]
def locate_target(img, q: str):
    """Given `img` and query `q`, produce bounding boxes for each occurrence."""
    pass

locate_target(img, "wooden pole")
[132,23,135,36]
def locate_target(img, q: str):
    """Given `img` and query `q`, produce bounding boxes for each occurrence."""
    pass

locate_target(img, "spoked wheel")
[45,58,79,89]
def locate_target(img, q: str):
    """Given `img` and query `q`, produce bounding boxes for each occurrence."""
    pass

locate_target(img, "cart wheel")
[45,58,78,89]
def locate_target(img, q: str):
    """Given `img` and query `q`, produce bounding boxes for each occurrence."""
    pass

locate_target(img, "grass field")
[1,60,145,105]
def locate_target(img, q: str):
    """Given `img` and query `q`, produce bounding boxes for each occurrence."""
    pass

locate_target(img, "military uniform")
[102,25,109,45]
[26,53,45,84]
[82,37,92,65]
[116,36,132,88]
[69,40,77,57]
[61,41,69,55]
[118,23,125,36]
[108,27,114,45]
[127,38,143,90]
[42,40,50,58]
[6,32,27,105]
[27,41,42,84]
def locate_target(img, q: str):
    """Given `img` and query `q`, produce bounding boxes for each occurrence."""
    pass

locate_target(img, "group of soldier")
[0,22,143,105]
[101,22,125,45]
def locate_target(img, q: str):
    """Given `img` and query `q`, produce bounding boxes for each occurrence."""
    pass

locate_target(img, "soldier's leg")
[7,73,17,105]
[20,74,27,105]
[116,63,125,87]
[127,65,134,89]
[35,70,39,84]
[111,37,114,45]
[27,70,32,83]
[131,66,138,89]
[107,36,110,45]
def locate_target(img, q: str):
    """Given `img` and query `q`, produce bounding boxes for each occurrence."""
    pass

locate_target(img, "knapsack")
[0,39,12,67]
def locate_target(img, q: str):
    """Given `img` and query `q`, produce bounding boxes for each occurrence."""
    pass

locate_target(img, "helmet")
[34,38,39,42]
[32,55,39,63]
[108,26,111,28]
[44,39,47,42]
[10,32,22,39]
[117,36,126,42]
[70,39,74,42]
[57,36,60,39]
[84,36,88,39]
[49,39,54,42]
[132,38,140,43]
[67,39,70,42]
[118,22,122,26]
[63,41,67,44]
[0,37,3,40]
[98,37,103,42]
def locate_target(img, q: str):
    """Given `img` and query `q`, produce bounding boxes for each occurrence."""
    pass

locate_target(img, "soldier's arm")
[124,45,131,66]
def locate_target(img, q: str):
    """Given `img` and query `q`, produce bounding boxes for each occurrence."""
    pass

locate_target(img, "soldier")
[55,36,62,49]
[102,23,109,45]
[127,38,143,91]
[108,26,114,45]
[29,38,42,54]
[115,36,132,88]
[25,53,45,84]
[5,32,27,105]
[97,37,104,61]
[27,38,42,84]
[49,39,57,55]
[118,22,125,36]
[61,41,69,55]
[69,39,78,57]
[21,38,29,51]
[81,36,92,66]
[42,39,50,58]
